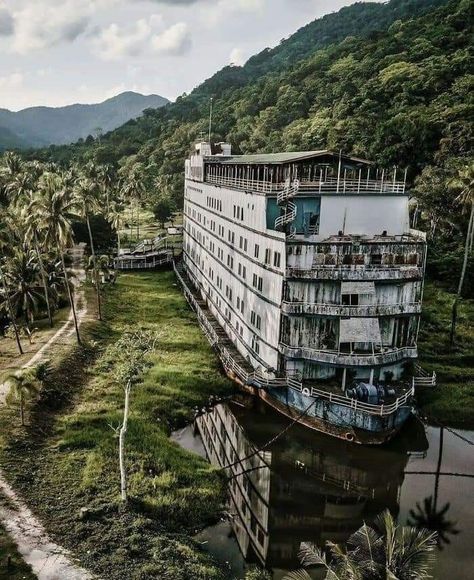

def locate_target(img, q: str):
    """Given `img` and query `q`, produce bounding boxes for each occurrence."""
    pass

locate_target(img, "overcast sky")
[0,0,382,111]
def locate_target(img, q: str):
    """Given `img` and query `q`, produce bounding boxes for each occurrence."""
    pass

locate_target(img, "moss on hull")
[0,271,233,580]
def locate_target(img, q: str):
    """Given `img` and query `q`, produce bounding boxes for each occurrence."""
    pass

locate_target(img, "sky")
[0,0,383,111]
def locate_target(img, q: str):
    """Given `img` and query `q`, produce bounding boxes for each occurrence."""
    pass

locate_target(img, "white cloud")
[95,18,152,60]
[9,1,91,54]
[151,22,191,56]
[0,71,23,90]
[204,0,266,27]
[229,47,246,66]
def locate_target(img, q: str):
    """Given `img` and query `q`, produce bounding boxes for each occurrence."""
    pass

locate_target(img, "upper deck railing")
[204,175,406,195]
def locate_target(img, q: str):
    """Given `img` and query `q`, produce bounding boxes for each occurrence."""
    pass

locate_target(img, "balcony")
[281,301,422,317]
[204,176,406,196]
[279,344,418,366]
[286,265,423,281]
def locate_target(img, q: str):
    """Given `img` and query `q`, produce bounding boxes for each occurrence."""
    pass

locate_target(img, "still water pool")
[172,396,474,579]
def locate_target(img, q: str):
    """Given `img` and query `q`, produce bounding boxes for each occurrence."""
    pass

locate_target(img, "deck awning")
[207,150,373,166]
[341,281,376,295]
[339,318,382,344]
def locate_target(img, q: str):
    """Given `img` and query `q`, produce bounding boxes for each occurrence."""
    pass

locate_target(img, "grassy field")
[0,523,36,580]
[0,271,233,580]
[417,282,474,428]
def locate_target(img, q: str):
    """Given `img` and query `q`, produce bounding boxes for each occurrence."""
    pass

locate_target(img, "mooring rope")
[223,398,317,472]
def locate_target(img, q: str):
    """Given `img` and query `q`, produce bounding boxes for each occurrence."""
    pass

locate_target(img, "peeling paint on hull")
[227,370,411,445]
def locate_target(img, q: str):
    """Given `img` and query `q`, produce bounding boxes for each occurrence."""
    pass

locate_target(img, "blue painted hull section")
[262,387,412,444]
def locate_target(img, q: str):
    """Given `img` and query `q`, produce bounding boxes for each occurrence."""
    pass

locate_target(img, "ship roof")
[207,150,373,166]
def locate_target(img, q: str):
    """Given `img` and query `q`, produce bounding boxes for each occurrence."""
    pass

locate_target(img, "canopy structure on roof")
[339,318,382,344]
[209,150,373,166]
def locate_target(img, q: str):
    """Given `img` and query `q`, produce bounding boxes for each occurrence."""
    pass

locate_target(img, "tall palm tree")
[35,173,82,344]
[75,176,103,321]
[284,510,437,580]
[448,161,474,345]
[3,244,43,331]
[122,164,146,243]
[24,200,55,328]
[0,212,23,354]
[5,366,42,426]
[107,201,124,255]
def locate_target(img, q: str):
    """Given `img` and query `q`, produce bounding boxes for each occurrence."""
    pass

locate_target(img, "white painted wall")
[318,195,410,239]
[184,178,286,372]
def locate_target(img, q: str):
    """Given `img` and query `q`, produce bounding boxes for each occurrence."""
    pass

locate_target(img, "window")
[254,244,260,259]
[227,255,234,270]
[342,294,359,306]
[273,252,281,268]
[264,248,271,265]
[242,265,246,280]
[258,277,263,292]
[251,335,260,355]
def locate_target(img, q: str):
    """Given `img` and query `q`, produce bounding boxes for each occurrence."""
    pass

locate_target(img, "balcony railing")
[204,175,406,195]
[286,266,424,281]
[114,251,173,270]
[292,382,415,417]
[281,301,422,317]
[174,260,416,418]
[280,343,418,366]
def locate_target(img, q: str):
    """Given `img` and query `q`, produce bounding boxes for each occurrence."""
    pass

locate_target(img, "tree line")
[0,152,157,353]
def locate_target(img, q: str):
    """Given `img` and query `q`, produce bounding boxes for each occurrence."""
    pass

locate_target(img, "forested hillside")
[28,0,473,291]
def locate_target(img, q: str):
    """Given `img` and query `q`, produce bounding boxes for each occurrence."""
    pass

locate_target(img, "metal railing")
[292,382,415,417]
[286,266,423,281]
[413,364,437,387]
[204,175,406,195]
[281,301,422,317]
[280,343,418,366]
[115,251,173,270]
[275,201,297,231]
[174,260,415,418]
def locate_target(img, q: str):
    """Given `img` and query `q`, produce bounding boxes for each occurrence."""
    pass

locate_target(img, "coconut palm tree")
[35,172,82,344]
[107,201,124,255]
[5,366,42,426]
[284,510,438,580]
[0,212,23,354]
[448,161,474,345]
[24,200,55,328]
[2,244,44,331]
[74,176,103,321]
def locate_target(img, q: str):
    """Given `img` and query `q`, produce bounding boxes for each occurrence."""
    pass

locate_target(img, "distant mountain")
[0,91,169,150]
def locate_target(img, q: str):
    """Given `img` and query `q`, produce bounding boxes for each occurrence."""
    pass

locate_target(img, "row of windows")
[233,205,244,221]
[186,206,283,272]
[207,196,223,212]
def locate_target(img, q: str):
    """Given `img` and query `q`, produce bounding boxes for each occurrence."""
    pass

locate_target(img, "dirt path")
[0,244,89,404]
[0,243,97,579]
[0,476,94,580]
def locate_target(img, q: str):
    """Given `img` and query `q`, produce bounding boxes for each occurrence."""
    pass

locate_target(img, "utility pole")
[0,260,23,355]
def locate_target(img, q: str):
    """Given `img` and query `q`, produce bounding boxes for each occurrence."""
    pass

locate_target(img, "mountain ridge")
[0,91,170,150]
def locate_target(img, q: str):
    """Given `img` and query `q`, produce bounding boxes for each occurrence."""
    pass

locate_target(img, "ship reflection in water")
[192,396,426,575]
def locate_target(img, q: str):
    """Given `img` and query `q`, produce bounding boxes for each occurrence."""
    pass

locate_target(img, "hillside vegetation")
[29,0,472,293]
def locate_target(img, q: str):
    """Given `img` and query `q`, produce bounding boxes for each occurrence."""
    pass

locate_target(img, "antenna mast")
[208,97,213,144]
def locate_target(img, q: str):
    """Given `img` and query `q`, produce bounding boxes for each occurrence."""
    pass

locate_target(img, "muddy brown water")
[172,396,474,580]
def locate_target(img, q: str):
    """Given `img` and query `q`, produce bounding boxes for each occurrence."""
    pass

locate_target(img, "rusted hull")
[226,370,410,446]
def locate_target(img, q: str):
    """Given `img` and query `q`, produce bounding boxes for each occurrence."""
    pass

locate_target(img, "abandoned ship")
[176,141,434,444]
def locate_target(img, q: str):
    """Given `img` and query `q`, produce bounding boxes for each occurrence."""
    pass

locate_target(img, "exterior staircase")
[275,178,299,232]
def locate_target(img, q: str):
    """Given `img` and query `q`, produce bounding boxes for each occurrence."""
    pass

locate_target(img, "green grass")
[0,523,36,580]
[417,282,474,427]
[0,271,233,580]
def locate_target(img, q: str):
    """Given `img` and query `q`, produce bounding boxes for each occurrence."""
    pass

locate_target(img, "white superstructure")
[183,142,426,389]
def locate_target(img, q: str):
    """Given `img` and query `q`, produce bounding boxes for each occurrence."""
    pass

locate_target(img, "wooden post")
[342,368,347,391]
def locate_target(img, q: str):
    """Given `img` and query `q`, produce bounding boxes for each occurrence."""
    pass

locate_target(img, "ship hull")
[228,371,412,445]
